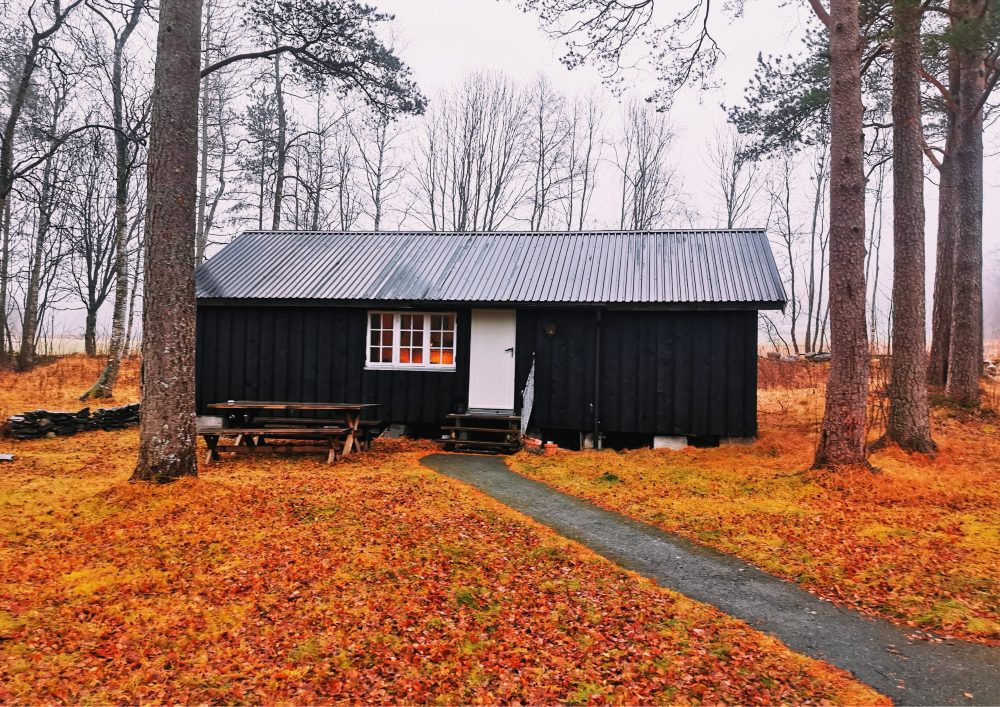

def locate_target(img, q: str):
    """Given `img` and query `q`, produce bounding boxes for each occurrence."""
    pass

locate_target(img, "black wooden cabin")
[195,230,787,447]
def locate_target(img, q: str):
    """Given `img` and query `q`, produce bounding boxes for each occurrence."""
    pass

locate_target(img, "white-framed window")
[366,311,457,371]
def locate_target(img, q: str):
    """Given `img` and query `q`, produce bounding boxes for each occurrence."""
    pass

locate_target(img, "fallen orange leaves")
[512,371,1000,645]
[0,358,884,704]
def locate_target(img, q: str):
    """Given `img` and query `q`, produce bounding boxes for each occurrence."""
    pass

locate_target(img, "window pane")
[369,311,455,367]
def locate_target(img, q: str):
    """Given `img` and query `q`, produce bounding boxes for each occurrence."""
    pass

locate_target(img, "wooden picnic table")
[206,401,380,458]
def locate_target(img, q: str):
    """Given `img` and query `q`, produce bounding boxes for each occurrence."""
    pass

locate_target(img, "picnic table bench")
[251,417,386,451]
[199,426,350,464]
[199,401,380,465]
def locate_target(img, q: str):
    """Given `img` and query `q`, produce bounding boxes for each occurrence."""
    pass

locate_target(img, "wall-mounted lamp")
[544,323,557,338]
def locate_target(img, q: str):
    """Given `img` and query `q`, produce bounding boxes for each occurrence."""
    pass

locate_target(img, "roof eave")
[195,296,787,311]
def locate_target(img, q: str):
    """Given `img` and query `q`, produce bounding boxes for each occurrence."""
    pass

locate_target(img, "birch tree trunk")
[195,0,214,262]
[123,247,141,356]
[196,80,212,260]
[81,0,145,399]
[131,0,202,482]
[884,0,935,451]
[813,0,870,468]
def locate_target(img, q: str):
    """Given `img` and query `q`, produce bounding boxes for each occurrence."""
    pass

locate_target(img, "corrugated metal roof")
[195,230,787,308]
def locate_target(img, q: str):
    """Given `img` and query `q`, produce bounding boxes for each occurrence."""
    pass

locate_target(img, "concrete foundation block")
[653,435,688,451]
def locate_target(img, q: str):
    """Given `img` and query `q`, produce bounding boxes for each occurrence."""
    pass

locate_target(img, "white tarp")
[520,357,535,435]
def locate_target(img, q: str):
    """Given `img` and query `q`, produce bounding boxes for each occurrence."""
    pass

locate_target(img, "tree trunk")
[16,156,55,372]
[928,133,958,387]
[130,0,202,482]
[123,249,141,356]
[0,198,10,363]
[195,0,213,263]
[196,80,212,261]
[271,55,286,231]
[84,307,98,356]
[945,20,986,406]
[884,0,935,451]
[813,0,870,468]
[81,26,137,400]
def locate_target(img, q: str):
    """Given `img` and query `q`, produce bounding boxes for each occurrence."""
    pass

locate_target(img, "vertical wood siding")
[516,309,758,438]
[197,306,471,424]
[198,304,758,437]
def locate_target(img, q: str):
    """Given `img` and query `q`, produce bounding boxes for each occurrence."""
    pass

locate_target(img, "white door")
[468,309,517,411]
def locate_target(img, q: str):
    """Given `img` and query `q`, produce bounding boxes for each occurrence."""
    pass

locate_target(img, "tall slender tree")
[945,0,988,406]
[808,0,871,468]
[882,0,935,451]
[81,0,149,399]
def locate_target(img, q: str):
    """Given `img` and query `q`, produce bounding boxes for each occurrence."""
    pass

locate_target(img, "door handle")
[505,347,514,356]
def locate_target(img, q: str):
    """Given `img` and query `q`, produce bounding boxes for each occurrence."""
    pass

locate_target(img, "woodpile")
[92,404,141,430]
[3,404,140,439]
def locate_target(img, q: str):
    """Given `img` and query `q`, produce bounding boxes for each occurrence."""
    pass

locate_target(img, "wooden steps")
[446,413,522,421]
[441,425,517,434]
[437,411,522,454]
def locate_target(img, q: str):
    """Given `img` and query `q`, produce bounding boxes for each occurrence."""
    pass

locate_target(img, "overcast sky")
[376,0,818,225]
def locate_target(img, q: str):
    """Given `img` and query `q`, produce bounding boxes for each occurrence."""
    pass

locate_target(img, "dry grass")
[0,356,883,704]
[514,360,1000,644]
[0,354,140,420]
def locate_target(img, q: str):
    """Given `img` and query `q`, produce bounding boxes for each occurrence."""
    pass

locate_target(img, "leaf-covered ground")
[513,367,1000,645]
[0,357,883,704]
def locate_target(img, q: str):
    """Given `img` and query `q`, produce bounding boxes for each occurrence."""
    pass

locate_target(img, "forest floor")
[0,356,882,704]
[513,360,1000,646]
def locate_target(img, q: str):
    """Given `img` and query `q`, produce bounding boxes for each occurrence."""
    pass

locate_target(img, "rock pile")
[3,404,140,439]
